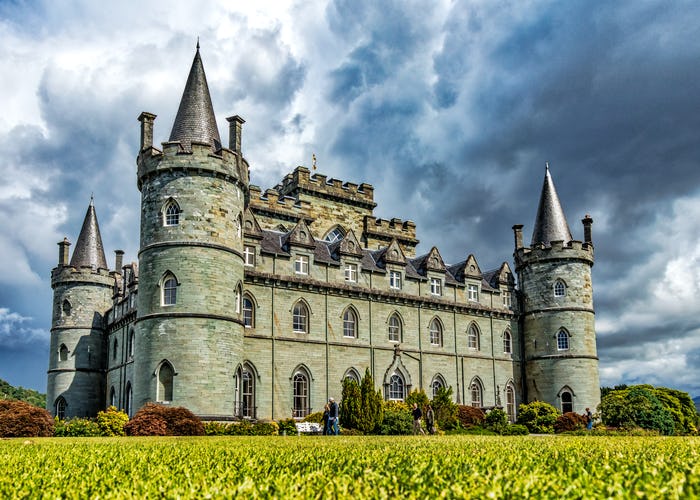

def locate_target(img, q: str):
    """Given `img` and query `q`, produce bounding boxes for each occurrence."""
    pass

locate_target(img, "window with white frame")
[505,384,516,422]
[294,255,309,275]
[429,318,443,346]
[164,200,180,226]
[344,263,357,283]
[162,275,177,306]
[431,376,445,398]
[292,369,310,418]
[390,270,402,290]
[343,308,358,338]
[293,302,309,333]
[243,296,254,328]
[503,331,512,354]
[243,246,256,267]
[430,278,442,296]
[55,397,67,420]
[554,280,566,298]
[470,379,483,407]
[388,314,402,343]
[503,291,512,308]
[557,329,569,350]
[468,324,480,350]
[324,227,345,243]
[388,373,405,400]
[468,284,479,302]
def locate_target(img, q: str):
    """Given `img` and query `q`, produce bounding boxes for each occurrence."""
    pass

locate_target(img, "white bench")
[295,422,322,435]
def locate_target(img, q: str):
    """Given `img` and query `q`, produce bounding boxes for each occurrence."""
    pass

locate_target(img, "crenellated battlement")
[51,265,115,285]
[364,216,418,242]
[515,239,594,266]
[275,166,376,208]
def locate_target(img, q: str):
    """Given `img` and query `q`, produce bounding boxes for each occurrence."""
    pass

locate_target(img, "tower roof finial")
[196,37,200,50]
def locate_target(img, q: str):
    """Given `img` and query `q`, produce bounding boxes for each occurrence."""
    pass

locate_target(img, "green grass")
[1,435,699,498]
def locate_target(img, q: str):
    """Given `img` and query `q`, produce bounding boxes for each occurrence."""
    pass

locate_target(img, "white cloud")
[0,307,49,347]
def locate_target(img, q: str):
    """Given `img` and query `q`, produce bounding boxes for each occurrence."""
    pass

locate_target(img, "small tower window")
[55,397,67,420]
[243,295,255,328]
[557,329,570,350]
[157,361,174,402]
[503,331,512,354]
[62,300,71,316]
[59,344,69,362]
[113,338,118,361]
[162,274,178,306]
[554,280,566,298]
[429,318,442,346]
[164,200,180,227]
[561,390,573,413]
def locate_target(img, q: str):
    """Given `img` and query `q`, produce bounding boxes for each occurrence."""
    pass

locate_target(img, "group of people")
[412,403,435,435]
[321,397,339,435]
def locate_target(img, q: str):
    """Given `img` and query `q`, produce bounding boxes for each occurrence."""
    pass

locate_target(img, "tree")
[0,379,46,408]
[340,377,361,430]
[357,368,383,433]
[516,401,559,434]
[599,385,677,435]
[431,386,458,430]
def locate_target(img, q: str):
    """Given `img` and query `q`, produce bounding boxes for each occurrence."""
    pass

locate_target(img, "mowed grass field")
[2,435,699,498]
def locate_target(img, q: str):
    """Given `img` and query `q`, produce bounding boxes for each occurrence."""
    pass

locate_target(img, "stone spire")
[531,163,573,247]
[169,42,221,151]
[69,197,108,270]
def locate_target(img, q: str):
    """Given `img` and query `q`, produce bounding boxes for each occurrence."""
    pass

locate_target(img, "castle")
[47,46,600,421]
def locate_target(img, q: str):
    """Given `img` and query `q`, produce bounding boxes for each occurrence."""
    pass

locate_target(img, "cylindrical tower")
[48,202,113,418]
[514,166,600,414]
[132,46,248,417]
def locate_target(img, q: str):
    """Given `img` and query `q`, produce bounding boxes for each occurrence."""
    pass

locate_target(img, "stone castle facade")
[47,47,600,421]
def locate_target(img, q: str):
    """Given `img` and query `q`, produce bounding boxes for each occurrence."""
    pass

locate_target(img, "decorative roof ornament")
[69,198,108,270]
[169,41,221,151]
[530,163,573,247]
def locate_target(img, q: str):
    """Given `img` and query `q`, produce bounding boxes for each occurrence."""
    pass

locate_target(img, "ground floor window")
[293,370,310,418]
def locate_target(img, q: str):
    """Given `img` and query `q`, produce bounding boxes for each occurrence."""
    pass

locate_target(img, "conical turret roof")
[169,42,221,150]
[69,197,108,270]
[531,164,573,246]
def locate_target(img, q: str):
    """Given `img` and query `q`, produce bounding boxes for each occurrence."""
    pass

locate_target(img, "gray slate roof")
[70,198,108,270]
[531,165,573,246]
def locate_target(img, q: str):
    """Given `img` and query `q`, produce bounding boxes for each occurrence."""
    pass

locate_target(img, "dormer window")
[430,278,442,296]
[295,255,309,275]
[468,284,479,302]
[344,263,357,283]
[244,246,256,267]
[390,271,402,290]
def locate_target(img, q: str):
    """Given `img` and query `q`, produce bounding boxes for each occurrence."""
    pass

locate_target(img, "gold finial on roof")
[312,153,317,170]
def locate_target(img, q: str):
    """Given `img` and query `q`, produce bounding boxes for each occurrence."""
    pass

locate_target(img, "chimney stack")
[226,115,245,154]
[582,215,593,245]
[512,225,524,250]
[115,250,124,271]
[58,238,71,266]
[138,112,157,151]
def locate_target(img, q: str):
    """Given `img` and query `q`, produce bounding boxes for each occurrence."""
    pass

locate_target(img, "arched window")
[125,382,133,417]
[237,363,256,418]
[112,338,118,361]
[429,318,443,346]
[343,308,358,338]
[109,386,116,407]
[557,329,570,350]
[164,199,180,226]
[503,331,512,354]
[561,390,573,413]
[292,301,309,334]
[62,299,71,316]
[468,324,480,350]
[470,379,483,407]
[162,273,178,306]
[505,384,516,422]
[388,314,402,343]
[59,344,69,362]
[128,330,135,358]
[431,375,446,398]
[55,397,67,420]
[343,368,361,384]
[553,279,566,298]
[388,373,405,401]
[236,213,242,239]
[157,361,174,402]
[242,295,255,328]
[235,284,242,314]
[292,368,310,418]
[324,226,345,243]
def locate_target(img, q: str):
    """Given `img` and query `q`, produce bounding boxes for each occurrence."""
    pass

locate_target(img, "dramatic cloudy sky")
[1,0,699,398]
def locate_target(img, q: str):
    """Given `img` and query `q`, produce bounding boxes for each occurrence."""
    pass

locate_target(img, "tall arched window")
[505,384,516,422]
[164,199,180,226]
[59,344,69,362]
[235,284,242,314]
[388,314,402,343]
[242,295,255,328]
[431,375,446,398]
[468,324,480,350]
[55,397,67,420]
[62,299,71,316]
[344,368,361,384]
[237,363,256,419]
[125,382,133,417]
[292,368,310,418]
[292,301,309,333]
[162,274,178,306]
[388,373,405,401]
[429,318,442,346]
[112,338,118,361]
[158,361,174,402]
[128,330,135,358]
[343,308,358,338]
[553,279,566,298]
[470,379,483,407]
[109,386,116,407]
[557,329,570,350]
[561,390,573,413]
[503,331,512,354]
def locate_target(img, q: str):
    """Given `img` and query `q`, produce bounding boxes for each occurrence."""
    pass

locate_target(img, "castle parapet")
[275,166,376,209]
[515,239,594,267]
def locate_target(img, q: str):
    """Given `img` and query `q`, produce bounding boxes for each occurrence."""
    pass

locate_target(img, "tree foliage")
[431,386,458,430]
[485,408,508,434]
[405,389,429,409]
[0,399,54,437]
[358,369,384,433]
[0,379,46,408]
[340,377,361,430]
[554,412,587,433]
[516,401,559,434]
[96,406,129,436]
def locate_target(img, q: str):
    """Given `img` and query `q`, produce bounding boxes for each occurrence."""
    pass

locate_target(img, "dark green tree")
[431,386,458,430]
[340,377,361,430]
[600,385,677,435]
[357,368,383,433]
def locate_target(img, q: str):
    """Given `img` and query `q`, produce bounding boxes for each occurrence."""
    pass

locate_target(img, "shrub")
[485,408,508,434]
[0,400,54,437]
[377,408,413,435]
[358,369,384,433]
[277,418,297,436]
[600,386,675,435]
[96,406,129,436]
[61,418,101,437]
[204,422,228,436]
[304,412,324,424]
[431,387,458,431]
[405,389,430,409]
[125,403,204,436]
[516,401,559,434]
[456,405,485,428]
[554,412,587,433]
[340,377,361,430]
[503,424,529,435]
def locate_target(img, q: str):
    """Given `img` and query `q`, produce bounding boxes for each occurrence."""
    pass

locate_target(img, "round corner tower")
[48,202,113,418]
[513,165,600,414]
[133,45,248,418]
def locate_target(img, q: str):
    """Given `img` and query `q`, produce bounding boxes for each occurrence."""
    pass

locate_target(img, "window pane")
[163,278,177,305]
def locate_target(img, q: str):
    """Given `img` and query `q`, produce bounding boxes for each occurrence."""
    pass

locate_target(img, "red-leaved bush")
[0,399,54,437]
[125,403,204,436]
[456,405,485,428]
[554,411,588,433]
